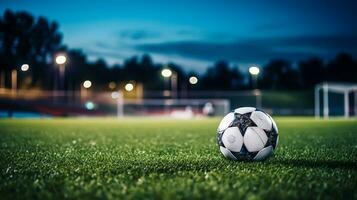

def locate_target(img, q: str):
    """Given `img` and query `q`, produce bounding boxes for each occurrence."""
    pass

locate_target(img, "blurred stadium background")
[1,2,357,200]
[0,2,357,119]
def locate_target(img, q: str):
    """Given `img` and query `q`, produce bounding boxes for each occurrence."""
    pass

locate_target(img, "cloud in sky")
[85,33,357,74]
[119,29,161,40]
[136,35,357,67]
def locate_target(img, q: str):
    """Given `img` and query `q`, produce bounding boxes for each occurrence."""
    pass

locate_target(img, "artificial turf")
[0,117,356,200]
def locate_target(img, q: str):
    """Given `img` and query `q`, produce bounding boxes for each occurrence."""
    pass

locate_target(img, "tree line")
[1,10,356,92]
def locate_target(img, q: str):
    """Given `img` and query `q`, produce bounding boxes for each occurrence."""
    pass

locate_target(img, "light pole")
[161,68,177,98]
[185,76,198,98]
[249,66,260,89]
[11,69,17,95]
[249,66,261,108]
[20,64,31,89]
[11,64,30,94]
[81,80,92,102]
[55,54,67,91]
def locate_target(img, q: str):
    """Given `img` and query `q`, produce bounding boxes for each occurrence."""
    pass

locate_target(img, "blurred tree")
[88,59,111,89]
[117,54,168,91]
[298,57,325,89]
[202,61,244,90]
[260,59,300,89]
[0,10,62,88]
[108,64,123,89]
[139,54,162,90]
[64,49,88,91]
[326,53,357,83]
[298,53,357,89]
[230,64,245,89]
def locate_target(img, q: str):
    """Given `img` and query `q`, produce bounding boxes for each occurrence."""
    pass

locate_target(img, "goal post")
[315,82,357,119]
[116,91,124,118]
[116,97,230,118]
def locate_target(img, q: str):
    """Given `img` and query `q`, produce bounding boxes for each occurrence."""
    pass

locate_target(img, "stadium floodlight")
[125,83,134,92]
[189,76,198,85]
[161,68,172,78]
[55,54,67,91]
[249,66,260,75]
[83,80,92,89]
[21,64,29,72]
[55,55,67,65]
[161,68,178,98]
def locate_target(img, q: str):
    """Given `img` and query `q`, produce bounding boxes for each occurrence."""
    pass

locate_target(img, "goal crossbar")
[315,82,357,119]
[117,97,230,117]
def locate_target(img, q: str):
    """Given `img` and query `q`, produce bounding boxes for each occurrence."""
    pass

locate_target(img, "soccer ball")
[217,107,279,161]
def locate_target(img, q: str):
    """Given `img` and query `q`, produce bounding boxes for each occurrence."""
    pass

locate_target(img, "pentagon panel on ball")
[217,107,279,161]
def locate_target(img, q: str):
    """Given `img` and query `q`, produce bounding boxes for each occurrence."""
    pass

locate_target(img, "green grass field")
[0,118,356,200]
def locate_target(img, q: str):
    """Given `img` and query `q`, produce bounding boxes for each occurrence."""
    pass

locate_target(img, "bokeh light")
[125,83,134,92]
[161,69,172,78]
[249,66,260,75]
[111,91,119,99]
[85,101,95,110]
[21,64,29,72]
[55,55,67,65]
[108,81,116,90]
[83,80,92,89]
[189,76,198,85]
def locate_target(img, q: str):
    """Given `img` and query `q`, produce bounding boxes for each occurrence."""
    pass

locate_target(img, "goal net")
[117,97,230,118]
[315,82,357,118]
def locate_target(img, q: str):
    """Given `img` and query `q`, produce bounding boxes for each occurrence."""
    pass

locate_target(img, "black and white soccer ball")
[217,107,279,161]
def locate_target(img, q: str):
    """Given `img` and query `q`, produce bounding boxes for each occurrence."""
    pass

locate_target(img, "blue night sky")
[1,0,357,72]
